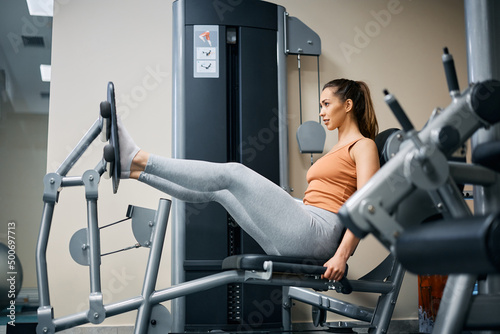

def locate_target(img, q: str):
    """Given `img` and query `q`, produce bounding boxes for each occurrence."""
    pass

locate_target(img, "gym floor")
[0,303,423,333]
[1,321,422,334]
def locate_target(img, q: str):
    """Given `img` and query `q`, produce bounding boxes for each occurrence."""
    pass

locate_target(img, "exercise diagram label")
[193,25,219,78]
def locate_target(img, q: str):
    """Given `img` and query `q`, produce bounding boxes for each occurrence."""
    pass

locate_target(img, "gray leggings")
[138,155,345,260]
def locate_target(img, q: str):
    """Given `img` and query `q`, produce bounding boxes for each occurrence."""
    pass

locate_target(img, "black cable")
[317,55,321,123]
[99,217,131,230]
[298,54,303,125]
[101,243,141,257]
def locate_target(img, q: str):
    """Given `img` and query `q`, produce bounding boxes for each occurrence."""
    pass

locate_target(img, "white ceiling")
[0,1,52,114]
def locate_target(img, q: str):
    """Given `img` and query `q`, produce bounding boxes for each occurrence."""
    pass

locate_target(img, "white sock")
[117,116,140,179]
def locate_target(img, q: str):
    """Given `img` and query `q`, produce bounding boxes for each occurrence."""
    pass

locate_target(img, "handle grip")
[384,90,414,133]
[442,47,460,94]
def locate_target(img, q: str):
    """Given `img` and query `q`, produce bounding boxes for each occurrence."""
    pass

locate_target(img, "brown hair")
[323,79,379,140]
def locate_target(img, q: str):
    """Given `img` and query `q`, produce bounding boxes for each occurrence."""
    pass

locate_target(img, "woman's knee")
[225,162,250,175]
[221,162,253,185]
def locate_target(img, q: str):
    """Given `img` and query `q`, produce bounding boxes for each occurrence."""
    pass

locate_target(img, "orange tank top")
[303,139,361,213]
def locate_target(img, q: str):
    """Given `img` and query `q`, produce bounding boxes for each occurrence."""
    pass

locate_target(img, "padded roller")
[100,101,111,118]
[396,214,500,275]
[472,141,500,173]
[471,80,500,125]
[103,144,115,162]
[103,144,115,180]
[100,101,112,142]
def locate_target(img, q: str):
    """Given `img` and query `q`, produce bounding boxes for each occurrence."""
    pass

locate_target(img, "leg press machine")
[36,2,500,332]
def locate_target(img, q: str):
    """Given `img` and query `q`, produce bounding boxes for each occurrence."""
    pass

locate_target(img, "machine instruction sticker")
[194,25,219,78]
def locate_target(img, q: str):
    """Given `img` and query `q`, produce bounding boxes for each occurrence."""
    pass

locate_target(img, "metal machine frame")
[37,3,405,333]
[35,82,406,334]
[338,1,500,332]
[36,1,500,334]
[283,254,405,333]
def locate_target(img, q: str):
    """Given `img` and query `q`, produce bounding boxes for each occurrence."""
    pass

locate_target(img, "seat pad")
[222,254,328,275]
[222,254,353,294]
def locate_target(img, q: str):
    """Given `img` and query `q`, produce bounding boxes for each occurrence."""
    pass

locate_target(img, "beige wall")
[277,0,467,322]
[0,109,48,288]
[45,0,467,327]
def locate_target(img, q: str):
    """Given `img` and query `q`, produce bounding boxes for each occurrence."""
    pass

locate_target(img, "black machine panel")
[185,0,278,30]
[180,0,282,330]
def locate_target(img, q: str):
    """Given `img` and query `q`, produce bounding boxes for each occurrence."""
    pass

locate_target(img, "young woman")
[118,78,379,281]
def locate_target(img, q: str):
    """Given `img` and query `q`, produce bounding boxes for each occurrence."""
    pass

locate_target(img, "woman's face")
[319,87,351,131]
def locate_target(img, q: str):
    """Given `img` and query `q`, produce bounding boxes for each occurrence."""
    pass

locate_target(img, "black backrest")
[374,128,400,167]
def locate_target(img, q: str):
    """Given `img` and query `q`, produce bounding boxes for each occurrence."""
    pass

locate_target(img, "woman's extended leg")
[118,119,344,259]
[139,156,343,259]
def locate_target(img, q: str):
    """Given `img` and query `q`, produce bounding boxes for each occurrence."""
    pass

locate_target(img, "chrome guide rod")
[171,0,187,331]
[465,0,500,312]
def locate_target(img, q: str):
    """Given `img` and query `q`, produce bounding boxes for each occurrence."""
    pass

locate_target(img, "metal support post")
[134,199,171,334]
[171,0,186,331]
[36,172,63,334]
[82,170,105,324]
[434,274,477,333]
[464,1,500,333]
[370,263,405,334]
[277,5,290,193]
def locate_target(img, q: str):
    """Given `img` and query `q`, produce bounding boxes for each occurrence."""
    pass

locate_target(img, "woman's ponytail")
[356,81,378,140]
